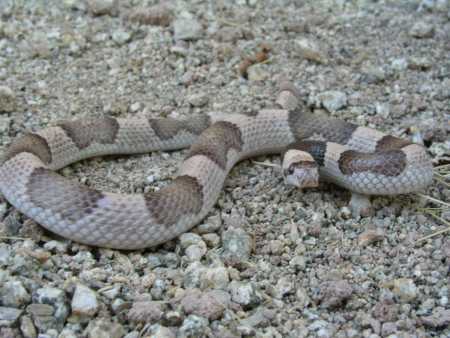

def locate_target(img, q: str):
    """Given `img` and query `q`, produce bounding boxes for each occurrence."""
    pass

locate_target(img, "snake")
[0,82,433,249]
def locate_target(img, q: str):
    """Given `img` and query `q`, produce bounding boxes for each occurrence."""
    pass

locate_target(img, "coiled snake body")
[0,84,433,249]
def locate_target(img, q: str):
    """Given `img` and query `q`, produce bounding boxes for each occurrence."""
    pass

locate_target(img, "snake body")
[0,85,433,249]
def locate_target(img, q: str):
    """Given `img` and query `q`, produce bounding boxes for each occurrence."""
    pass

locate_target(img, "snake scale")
[0,82,433,249]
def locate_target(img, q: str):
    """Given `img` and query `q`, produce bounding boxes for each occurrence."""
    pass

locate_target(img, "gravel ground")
[0,0,449,337]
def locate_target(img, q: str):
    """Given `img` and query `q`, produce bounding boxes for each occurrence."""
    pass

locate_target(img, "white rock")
[317,91,347,113]
[174,18,203,41]
[71,284,99,317]
[87,0,118,16]
[296,38,327,64]
[0,85,16,113]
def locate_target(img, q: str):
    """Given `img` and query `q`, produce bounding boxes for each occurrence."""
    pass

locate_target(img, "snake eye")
[288,165,295,175]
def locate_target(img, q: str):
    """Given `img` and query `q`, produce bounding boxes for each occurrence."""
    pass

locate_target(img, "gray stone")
[361,64,386,83]
[375,103,390,118]
[87,0,118,16]
[317,280,353,309]
[272,276,295,299]
[247,63,270,82]
[290,255,306,271]
[143,324,175,338]
[308,320,336,338]
[221,228,253,267]
[123,332,140,338]
[201,233,220,247]
[239,307,276,329]
[0,203,6,221]
[26,303,55,332]
[181,289,229,320]
[420,307,450,328]
[34,287,69,325]
[84,318,125,338]
[147,254,163,269]
[195,214,222,234]
[178,314,209,338]
[381,322,397,336]
[228,281,262,309]
[390,278,418,302]
[187,93,209,107]
[174,17,203,41]
[43,240,69,253]
[183,261,206,288]
[391,58,408,71]
[58,329,78,338]
[0,280,31,307]
[0,116,10,134]
[126,4,173,26]
[0,86,16,113]
[409,21,435,38]
[185,244,207,261]
[19,315,36,338]
[296,38,327,64]
[0,307,22,327]
[408,56,432,70]
[163,310,183,327]
[128,301,164,324]
[317,91,347,113]
[0,243,11,266]
[112,30,132,45]
[200,265,229,290]
[179,233,204,248]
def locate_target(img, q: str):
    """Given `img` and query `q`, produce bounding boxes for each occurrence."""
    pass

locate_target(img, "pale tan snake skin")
[0,84,433,249]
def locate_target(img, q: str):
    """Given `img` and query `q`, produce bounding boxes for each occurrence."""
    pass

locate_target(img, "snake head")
[282,149,319,189]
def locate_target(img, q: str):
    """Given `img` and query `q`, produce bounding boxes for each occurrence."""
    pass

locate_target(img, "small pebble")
[126,4,173,26]
[296,38,327,64]
[112,30,132,45]
[20,315,36,338]
[228,281,262,309]
[221,228,253,267]
[187,93,209,107]
[84,318,125,338]
[409,21,435,38]
[185,244,207,261]
[200,265,229,290]
[0,86,17,113]
[317,280,353,309]
[71,284,99,317]
[387,278,418,302]
[87,0,118,16]
[202,233,220,247]
[179,233,204,248]
[0,116,11,134]
[0,280,30,307]
[247,63,270,82]
[174,17,203,41]
[26,303,56,332]
[33,287,68,324]
[178,315,209,338]
[272,276,294,299]
[408,56,432,70]
[0,307,22,327]
[420,307,450,328]
[143,324,175,338]
[358,229,385,246]
[375,102,390,118]
[181,289,229,320]
[316,91,347,113]
[128,301,164,324]
[391,58,408,71]
[361,64,386,84]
